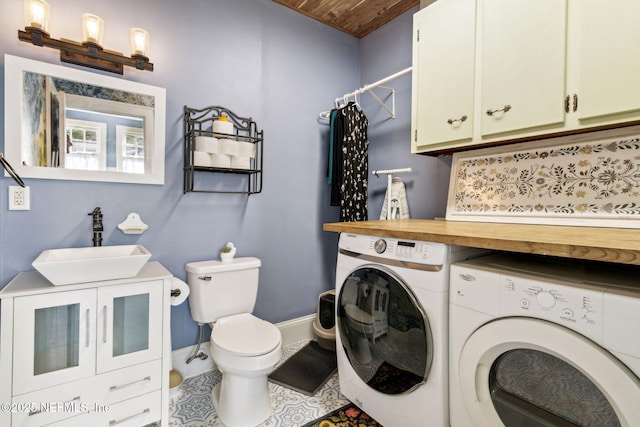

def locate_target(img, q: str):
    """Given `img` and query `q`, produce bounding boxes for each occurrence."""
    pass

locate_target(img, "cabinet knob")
[486,105,512,116]
[447,115,468,125]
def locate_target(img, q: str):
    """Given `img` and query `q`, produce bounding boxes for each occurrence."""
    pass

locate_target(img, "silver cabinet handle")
[103,305,108,344]
[86,308,90,348]
[109,408,150,425]
[573,94,578,112]
[109,376,151,392]
[459,273,476,281]
[486,105,511,116]
[447,115,468,124]
[29,396,80,416]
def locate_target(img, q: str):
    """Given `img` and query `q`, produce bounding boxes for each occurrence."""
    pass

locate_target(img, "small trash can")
[313,290,336,351]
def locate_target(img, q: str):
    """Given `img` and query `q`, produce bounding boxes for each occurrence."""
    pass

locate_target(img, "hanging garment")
[380,177,410,220]
[339,102,369,222]
[329,109,344,206]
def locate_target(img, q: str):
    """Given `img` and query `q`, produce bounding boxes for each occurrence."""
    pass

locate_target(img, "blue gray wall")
[0,0,451,350]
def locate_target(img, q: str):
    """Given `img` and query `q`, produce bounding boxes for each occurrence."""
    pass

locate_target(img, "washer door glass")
[459,318,640,426]
[337,266,432,395]
[491,349,620,426]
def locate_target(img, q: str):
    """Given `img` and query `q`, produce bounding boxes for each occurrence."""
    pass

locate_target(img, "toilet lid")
[212,313,281,356]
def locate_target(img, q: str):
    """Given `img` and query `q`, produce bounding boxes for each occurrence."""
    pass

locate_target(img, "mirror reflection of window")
[117,125,144,174]
[65,119,106,171]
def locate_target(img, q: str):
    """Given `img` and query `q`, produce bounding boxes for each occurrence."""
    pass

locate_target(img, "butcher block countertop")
[323,219,640,265]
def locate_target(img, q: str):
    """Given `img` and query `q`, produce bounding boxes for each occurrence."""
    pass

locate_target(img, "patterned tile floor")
[168,340,349,426]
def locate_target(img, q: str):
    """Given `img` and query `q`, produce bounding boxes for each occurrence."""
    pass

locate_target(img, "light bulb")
[24,0,50,32]
[82,13,104,46]
[130,28,149,57]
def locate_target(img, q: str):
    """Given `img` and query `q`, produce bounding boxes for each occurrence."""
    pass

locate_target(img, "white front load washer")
[450,253,640,427]
[335,233,484,427]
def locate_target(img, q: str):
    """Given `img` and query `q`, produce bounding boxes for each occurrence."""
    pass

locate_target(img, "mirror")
[4,54,165,184]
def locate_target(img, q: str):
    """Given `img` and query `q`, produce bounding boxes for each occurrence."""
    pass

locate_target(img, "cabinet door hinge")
[416,29,420,42]
[414,129,418,142]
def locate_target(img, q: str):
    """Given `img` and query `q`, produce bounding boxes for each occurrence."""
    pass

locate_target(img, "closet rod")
[332,66,412,119]
[336,66,413,102]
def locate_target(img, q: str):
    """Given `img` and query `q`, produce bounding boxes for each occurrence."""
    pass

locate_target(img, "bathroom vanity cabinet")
[0,261,172,427]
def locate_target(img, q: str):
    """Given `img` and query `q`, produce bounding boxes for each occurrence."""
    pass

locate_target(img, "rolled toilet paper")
[212,119,234,135]
[237,141,256,158]
[218,138,239,156]
[170,277,190,306]
[231,156,251,169]
[195,136,219,153]
[210,153,231,168]
[193,151,212,167]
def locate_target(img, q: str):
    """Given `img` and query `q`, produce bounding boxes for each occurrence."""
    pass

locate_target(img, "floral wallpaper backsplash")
[446,131,640,226]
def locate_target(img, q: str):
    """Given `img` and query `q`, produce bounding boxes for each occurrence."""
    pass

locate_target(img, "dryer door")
[337,265,432,394]
[458,317,640,426]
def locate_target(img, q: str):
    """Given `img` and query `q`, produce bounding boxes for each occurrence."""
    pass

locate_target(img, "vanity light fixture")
[18,0,153,74]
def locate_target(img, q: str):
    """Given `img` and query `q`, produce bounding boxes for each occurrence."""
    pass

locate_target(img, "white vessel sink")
[32,245,152,285]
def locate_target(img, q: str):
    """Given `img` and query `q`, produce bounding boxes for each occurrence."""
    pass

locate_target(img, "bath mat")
[269,340,337,396]
[301,403,381,427]
[366,361,423,394]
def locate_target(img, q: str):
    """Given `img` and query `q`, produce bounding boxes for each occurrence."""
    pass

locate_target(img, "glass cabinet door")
[96,281,163,373]
[13,289,96,395]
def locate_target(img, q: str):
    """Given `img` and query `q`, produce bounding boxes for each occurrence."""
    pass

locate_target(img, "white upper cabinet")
[412,0,640,154]
[411,0,476,153]
[570,0,640,124]
[480,0,567,137]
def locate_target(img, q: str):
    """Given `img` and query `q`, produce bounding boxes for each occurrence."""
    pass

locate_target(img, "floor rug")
[301,403,382,427]
[269,340,337,396]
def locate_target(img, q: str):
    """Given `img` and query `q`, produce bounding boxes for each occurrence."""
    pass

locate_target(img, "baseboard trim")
[172,314,316,379]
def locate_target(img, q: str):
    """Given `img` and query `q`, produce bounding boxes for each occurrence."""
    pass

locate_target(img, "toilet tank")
[186,257,261,324]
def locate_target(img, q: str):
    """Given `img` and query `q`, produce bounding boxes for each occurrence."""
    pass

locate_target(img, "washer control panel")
[451,260,605,342]
[500,275,603,335]
[338,233,447,265]
[367,236,445,264]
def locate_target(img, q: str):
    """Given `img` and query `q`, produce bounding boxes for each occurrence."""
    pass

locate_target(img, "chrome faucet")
[88,207,103,247]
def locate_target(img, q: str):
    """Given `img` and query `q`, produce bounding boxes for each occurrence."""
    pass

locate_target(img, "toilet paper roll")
[212,120,234,135]
[231,156,251,169]
[193,151,212,167]
[237,141,256,158]
[210,153,231,168]
[170,277,190,306]
[218,138,239,156]
[195,136,218,153]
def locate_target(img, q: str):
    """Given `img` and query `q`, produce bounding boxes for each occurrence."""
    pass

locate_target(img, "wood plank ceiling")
[272,0,420,38]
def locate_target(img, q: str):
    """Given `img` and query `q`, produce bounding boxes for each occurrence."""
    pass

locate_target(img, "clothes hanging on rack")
[327,102,369,222]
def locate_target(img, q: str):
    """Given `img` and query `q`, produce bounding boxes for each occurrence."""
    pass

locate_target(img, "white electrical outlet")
[9,186,30,210]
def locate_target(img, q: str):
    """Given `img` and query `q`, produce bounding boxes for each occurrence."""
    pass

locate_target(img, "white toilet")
[186,257,282,427]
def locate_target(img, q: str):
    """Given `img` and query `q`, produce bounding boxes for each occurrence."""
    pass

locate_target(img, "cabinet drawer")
[43,391,161,427]
[99,391,161,427]
[12,378,94,427]
[95,359,162,405]
[11,360,162,427]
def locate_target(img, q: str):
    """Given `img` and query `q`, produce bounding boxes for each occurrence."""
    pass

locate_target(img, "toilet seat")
[212,313,281,356]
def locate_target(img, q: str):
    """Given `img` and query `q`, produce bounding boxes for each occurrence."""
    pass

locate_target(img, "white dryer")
[335,233,483,427]
[450,253,640,426]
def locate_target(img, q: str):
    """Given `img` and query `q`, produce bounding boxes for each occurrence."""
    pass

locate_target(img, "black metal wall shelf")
[183,106,263,194]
